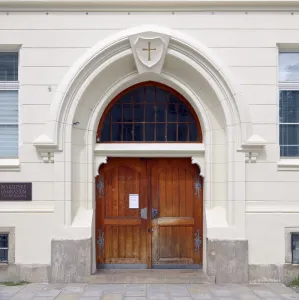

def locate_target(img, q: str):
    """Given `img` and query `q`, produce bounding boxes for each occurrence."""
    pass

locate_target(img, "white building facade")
[0,0,299,284]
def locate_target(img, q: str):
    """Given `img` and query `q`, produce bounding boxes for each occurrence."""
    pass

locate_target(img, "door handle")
[152,208,159,219]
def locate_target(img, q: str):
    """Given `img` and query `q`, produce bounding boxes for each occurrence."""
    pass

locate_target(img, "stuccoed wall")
[0,7,298,281]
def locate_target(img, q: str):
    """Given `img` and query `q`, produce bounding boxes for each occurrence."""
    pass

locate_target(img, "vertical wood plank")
[112,167,119,217]
[185,170,193,217]
[172,167,179,217]
[132,226,140,259]
[118,226,125,258]
[105,226,112,261]
[179,168,186,217]
[159,169,166,217]
[112,226,118,258]
[118,166,125,217]
[166,166,173,217]
[126,226,133,258]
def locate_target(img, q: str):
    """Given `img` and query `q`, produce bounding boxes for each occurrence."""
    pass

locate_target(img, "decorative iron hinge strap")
[97,229,104,253]
[194,229,201,253]
[194,176,202,199]
[97,175,104,199]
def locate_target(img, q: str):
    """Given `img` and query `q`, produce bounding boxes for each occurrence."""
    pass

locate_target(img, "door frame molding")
[94,144,205,177]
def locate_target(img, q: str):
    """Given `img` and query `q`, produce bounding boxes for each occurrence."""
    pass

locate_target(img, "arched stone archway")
[34,25,265,282]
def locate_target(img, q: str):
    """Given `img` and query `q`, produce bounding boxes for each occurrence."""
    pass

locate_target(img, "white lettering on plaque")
[129,194,139,208]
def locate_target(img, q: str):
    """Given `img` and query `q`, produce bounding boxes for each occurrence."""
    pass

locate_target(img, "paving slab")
[81,290,104,297]
[101,293,123,300]
[124,297,146,300]
[61,287,85,294]
[10,293,36,300]
[55,294,82,300]
[35,289,62,297]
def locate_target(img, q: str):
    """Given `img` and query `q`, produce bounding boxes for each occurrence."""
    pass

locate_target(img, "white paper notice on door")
[129,194,139,209]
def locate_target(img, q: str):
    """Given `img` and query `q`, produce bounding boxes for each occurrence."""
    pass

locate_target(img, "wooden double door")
[95,157,203,269]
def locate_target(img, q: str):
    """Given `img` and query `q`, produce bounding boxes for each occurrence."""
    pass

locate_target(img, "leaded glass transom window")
[96,83,202,143]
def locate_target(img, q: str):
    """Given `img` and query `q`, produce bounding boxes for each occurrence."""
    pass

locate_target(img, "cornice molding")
[1,1,299,12]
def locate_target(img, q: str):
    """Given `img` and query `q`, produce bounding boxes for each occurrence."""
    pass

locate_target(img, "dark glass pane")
[169,94,178,105]
[167,102,177,122]
[145,104,155,122]
[111,103,122,122]
[145,124,155,141]
[292,234,299,264]
[134,103,144,122]
[189,112,196,123]
[0,248,8,262]
[156,104,166,122]
[123,103,133,122]
[0,234,8,248]
[132,87,143,103]
[178,123,189,141]
[112,123,122,141]
[145,86,155,102]
[178,103,189,122]
[280,124,299,146]
[156,87,167,103]
[167,123,177,142]
[280,146,299,157]
[120,93,132,103]
[100,118,110,142]
[280,91,299,123]
[0,53,18,81]
[123,124,133,141]
[189,123,199,141]
[134,124,143,142]
[156,124,166,141]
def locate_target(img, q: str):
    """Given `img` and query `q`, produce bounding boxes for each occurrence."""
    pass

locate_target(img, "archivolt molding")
[33,24,257,161]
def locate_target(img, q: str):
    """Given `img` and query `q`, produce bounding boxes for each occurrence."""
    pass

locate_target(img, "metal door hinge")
[97,229,104,253]
[194,176,202,200]
[140,207,147,219]
[194,229,201,253]
[97,175,104,199]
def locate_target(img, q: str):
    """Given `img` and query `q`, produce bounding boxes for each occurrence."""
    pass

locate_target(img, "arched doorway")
[95,82,203,269]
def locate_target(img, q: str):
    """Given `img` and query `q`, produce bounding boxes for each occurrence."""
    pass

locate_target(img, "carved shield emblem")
[135,37,164,68]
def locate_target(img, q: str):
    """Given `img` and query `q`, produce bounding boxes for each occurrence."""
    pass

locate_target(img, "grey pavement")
[0,283,298,300]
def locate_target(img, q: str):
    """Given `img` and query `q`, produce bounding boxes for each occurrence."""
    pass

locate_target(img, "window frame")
[278,51,299,158]
[0,233,9,263]
[96,81,202,144]
[0,51,19,161]
[0,227,15,265]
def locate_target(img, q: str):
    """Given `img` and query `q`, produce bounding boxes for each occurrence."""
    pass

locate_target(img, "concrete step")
[86,269,215,284]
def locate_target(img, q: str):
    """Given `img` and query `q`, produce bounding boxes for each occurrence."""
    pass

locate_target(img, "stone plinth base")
[51,238,91,283]
[206,239,249,284]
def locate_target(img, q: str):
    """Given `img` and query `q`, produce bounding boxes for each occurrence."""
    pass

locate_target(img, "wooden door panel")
[150,158,203,268]
[96,158,148,268]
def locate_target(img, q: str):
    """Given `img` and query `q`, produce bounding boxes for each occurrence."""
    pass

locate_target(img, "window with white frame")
[279,52,299,157]
[0,52,19,158]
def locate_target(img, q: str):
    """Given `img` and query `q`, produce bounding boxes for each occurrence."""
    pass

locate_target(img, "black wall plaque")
[0,183,32,201]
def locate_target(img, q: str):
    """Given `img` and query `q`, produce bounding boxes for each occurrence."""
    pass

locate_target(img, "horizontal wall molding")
[247,203,299,213]
[2,1,299,12]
